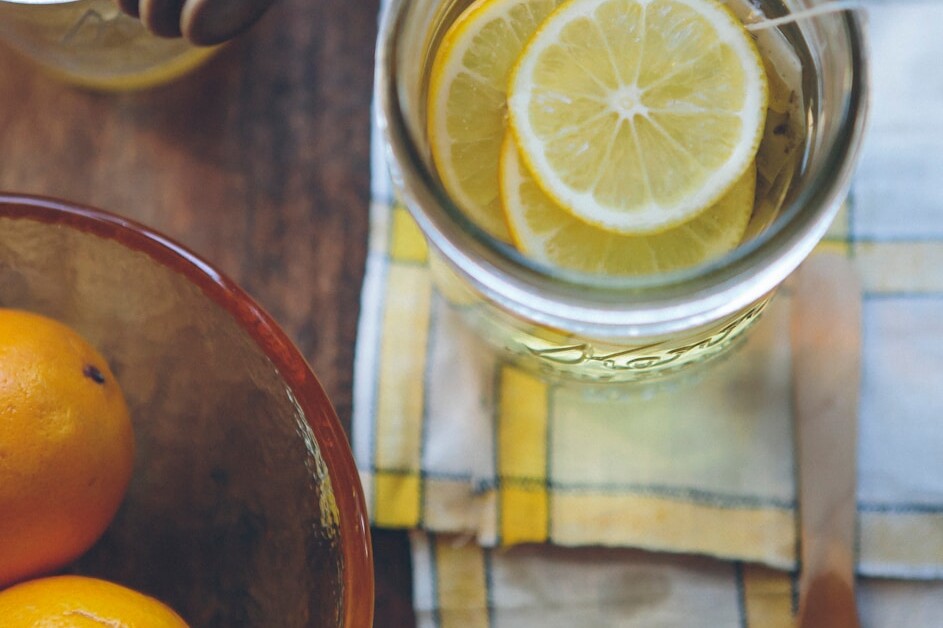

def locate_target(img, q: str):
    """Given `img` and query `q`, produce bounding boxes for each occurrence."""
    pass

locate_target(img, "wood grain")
[0,1,414,624]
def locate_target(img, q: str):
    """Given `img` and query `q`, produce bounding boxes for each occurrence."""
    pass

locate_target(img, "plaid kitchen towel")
[353,0,943,624]
[409,532,943,627]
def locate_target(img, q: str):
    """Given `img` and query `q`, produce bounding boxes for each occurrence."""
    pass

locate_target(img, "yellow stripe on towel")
[435,536,490,628]
[373,254,433,527]
[856,240,943,294]
[743,564,794,627]
[374,471,423,529]
[391,205,428,263]
[550,492,796,568]
[498,366,550,545]
[860,510,943,574]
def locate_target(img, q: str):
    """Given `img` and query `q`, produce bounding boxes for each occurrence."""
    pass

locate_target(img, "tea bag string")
[744,0,866,31]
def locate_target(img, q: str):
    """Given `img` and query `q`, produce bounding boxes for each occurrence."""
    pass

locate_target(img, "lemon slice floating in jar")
[507,0,768,235]
[427,0,566,242]
[499,133,756,274]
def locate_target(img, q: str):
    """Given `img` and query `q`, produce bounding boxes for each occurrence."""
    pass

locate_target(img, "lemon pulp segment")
[427,0,565,241]
[500,133,756,274]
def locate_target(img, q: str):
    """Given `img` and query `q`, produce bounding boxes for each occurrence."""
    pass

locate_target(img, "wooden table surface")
[0,1,414,625]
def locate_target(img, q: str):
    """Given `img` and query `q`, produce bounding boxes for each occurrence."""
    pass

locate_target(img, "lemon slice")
[507,0,768,234]
[427,0,565,241]
[499,133,755,274]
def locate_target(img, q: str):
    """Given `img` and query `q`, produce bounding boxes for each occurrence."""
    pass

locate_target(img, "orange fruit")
[0,575,188,627]
[0,309,135,588]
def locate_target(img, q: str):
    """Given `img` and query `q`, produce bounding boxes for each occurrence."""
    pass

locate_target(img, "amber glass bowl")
[0,194,373,627]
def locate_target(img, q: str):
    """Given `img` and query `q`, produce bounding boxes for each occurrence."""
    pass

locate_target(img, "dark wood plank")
[0,0,414,624]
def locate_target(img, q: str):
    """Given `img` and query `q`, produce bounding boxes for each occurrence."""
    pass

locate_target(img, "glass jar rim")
[377,0,870,337]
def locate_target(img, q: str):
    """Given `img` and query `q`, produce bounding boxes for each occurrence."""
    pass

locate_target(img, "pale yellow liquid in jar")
[0,0,216,90]
[420,0,812,383]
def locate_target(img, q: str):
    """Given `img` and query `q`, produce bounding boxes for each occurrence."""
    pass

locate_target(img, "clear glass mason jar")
[0,0,215,90]
[376,0,869,384]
